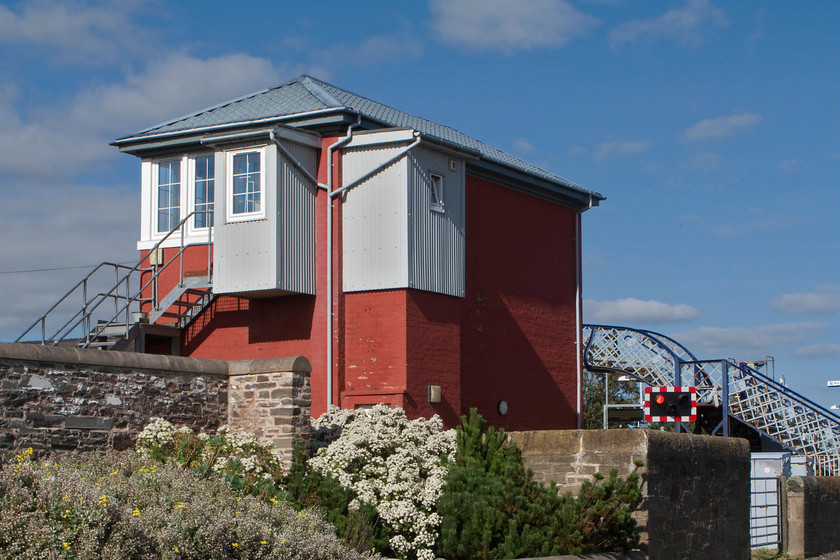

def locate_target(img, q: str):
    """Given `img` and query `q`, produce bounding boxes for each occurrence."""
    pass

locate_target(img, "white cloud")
[610,0,728,47]
[683,151,723,171]
[680,207,804,237]
[513,137,536,153]
[676,323,830,357]
[431,0,599,53]
[772,286,840,316]
[592,139,650,161]
[683,112,762,141]
[0,53,293,181]
[566,145,588,158]
[0,0,155,63]
[0,182,139,340]
[794,343,840,359]
[585,298,699,324]
[311,32,423,68]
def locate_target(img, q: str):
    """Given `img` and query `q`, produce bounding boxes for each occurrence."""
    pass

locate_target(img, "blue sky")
[0,0,838,407]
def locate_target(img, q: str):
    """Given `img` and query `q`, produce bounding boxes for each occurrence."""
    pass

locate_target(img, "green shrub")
[0,448,379,560]
[307,405,456,560]
[135,419,285,503]
[286,442,389,555]
[436,409,642,559]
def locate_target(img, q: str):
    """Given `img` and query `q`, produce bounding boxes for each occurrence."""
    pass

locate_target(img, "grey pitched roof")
[115,75,603,201]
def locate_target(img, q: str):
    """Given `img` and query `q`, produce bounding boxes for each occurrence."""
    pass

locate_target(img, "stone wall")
[0,342,311,461]
[786,476,840,558]
[228,356,312,457]
[509,429,751,560]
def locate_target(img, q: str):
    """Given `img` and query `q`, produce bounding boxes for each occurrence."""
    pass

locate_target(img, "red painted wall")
[151,135,345,419]
[139,138,581,430]
[459,176,580,431]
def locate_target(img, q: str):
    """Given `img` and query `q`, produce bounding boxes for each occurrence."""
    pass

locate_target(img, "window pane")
[157,160,181,233]
[230,151,260,215]
[233,153,248,175]
[194,156,214,228]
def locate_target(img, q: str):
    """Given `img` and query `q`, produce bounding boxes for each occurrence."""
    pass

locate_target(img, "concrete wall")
[786,476,840,558]
[0,342,310,462]
[509,429,751,560]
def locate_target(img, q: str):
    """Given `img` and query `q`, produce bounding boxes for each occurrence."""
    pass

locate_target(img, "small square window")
[430,173,444,212]
[226,147,265,222]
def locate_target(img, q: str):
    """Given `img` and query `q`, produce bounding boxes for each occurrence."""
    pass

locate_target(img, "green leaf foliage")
[286,442,389,556]
[436,409,642,559]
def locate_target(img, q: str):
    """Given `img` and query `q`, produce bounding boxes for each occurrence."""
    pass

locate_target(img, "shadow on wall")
[182,294,316,353]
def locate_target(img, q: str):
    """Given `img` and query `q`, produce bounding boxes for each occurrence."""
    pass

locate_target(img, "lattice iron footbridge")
[583,324,840,476]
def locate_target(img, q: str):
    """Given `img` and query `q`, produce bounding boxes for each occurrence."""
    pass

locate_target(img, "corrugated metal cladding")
[342,143,410,292]
[407,147,465,297]
[341,142,465,298]
[214,139,317,296]
[276,138,317,295]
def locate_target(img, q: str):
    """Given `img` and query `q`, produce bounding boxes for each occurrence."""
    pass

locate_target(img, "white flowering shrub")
[308,405,456,560]
[136,419,284,500]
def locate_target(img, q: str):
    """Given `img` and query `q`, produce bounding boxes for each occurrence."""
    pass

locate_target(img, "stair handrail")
[16,211,212,347]
[583,324,698,386]
[583,324,840,475]
[15,262,139,345]
[78,210,213,348]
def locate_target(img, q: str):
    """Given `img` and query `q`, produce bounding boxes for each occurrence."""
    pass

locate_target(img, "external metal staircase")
[16,211,213,352]
[583,324,840,476]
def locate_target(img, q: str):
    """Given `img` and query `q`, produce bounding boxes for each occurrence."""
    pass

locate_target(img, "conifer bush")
[435,409,642,559]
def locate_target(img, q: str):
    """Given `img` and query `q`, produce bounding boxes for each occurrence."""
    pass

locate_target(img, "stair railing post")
[153,252,159,311]
[40,315,46,346]
[179,222,185,287]
[674,357,683,433]
[722,360,730,437]
[83,276,89,346]
[207,213,212,283]
[124,273,131,338]
[113,264,119,320]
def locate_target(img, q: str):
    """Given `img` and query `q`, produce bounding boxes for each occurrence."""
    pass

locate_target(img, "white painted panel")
[407,147,465,297]
[342,142,409,292]
[214,143,279,294]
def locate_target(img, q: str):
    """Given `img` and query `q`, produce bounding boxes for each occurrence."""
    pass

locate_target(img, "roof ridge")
[299,75,343,107]
[127,75,318,138]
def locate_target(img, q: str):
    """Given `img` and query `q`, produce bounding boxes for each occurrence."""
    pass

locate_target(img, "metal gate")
[750,476,782,549]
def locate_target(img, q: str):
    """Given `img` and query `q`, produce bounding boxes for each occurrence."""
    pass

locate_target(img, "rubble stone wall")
[0,342,310,461]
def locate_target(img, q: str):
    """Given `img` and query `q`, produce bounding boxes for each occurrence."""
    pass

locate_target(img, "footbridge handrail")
[582,324,840,476]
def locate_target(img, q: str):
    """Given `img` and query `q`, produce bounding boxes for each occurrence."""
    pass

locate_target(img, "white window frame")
[140,153,216,249]
[429,171,445,213]
[226,146,266,223]
[189,154,216,232]
[153,157,185,235]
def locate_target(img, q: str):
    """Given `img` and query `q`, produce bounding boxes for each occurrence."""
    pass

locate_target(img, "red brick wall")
[460,176,579,431]
[405,290,462,427]
[171,136,343,419]
[139,141,582,430]
[341,290,408,410]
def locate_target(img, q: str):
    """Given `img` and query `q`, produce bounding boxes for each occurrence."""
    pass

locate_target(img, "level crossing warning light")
[644,386,697,422]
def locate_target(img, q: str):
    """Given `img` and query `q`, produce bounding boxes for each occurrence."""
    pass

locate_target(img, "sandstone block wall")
[228,356,312,460]
[509,429,751,560]
[786,476,840,558]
